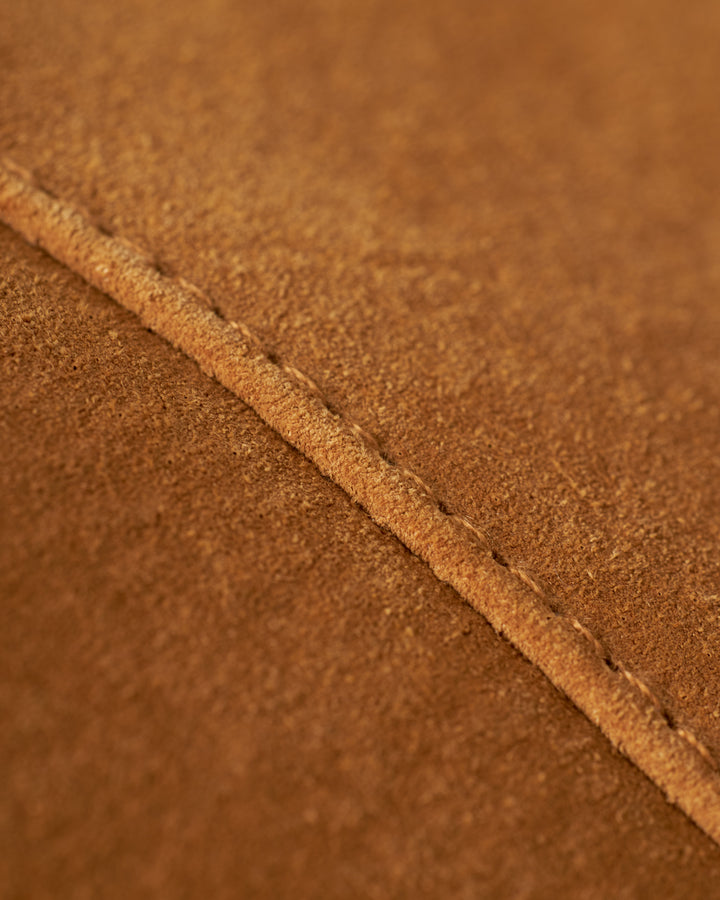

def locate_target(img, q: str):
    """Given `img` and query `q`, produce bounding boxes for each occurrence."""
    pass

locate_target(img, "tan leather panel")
[3,227,720,895]
[2,0,718,763]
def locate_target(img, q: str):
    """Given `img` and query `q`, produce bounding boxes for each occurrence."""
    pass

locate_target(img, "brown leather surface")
[2,0,719,763]
[3,0,720,892]
[3,225,720,896]
[5,154,720,844]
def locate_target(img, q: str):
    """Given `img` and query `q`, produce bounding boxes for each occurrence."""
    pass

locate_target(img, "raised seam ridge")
[2,157,719,844]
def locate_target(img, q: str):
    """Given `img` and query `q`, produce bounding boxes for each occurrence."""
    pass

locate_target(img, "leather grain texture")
[3,159,720,843]
[3,224,720,898]
[2,0,720,893]
[3,0,719,760]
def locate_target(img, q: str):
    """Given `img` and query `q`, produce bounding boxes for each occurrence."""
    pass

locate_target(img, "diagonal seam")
[2,157,720,844]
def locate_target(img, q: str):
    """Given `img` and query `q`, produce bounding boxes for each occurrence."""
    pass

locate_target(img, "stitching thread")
[2,157,716,775]
[276,367,720,769]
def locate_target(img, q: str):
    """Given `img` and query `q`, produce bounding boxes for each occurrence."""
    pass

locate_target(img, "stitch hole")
[662,709,676,728]
[437,500,450,516]
[491,549,509,568]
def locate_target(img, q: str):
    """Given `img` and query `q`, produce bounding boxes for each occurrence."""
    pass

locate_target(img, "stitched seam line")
[2,157,720,844]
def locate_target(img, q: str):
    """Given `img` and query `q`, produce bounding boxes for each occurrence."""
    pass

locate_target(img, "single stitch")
[283,364,324,398]
[2,158,720,843]
[570,617,609,662]
[348,420,381,452]
[677,728,717,768]
[455,514,492,550]
[617,664,664,711]
[279,363,384,455]
[236,320,261,347]
[401,466,438,501]
[176,275,214,307]
[507,564,546,598]
[116,234,155,266]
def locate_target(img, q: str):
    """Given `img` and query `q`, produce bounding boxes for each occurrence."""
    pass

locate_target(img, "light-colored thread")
[176,274,213,307]
[283,364,324,399]
[236,320,260,347]
[677,728,716,768]
[455,514,492,551]
[346,419,380,453]
[1,157,713,766]
[2,159,719,842]
[215,300,720,775]
[507,564,546,598]
[114,234,155,266]
[400,466,438,501]
[235,317,712,759]
[2,157,713,765]
[2,157,35,183]
[616,664,664,712]
[570,617,608,662]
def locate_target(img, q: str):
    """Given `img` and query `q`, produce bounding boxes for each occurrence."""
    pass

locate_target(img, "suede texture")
[3,225,720,897]
[3,159,720,841]
[2,0,719,763]
[2,0,720,893]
